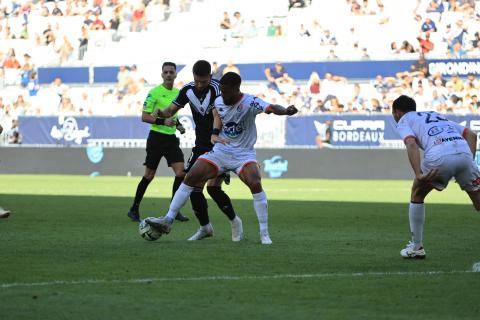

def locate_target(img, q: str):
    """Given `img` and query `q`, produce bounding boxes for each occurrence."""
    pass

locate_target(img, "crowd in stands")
[1,0,480,144]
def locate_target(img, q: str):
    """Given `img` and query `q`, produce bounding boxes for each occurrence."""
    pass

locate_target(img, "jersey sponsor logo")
[250,97,262,111]
[263,155,288,178]
[433,135,464,145]
[223,121,244,139]
[428,124,456,136]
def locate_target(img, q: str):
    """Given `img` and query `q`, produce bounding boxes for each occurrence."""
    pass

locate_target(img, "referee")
[127,62,189,222]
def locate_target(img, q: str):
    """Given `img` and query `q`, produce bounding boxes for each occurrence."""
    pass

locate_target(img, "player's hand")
[286,105,298,116]
[211,134,228,145]
[416,169,439,184]
[177,124,186,134]
[164,118,176,127]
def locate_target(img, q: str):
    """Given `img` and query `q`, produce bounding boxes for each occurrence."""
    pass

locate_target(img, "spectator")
[219,11,231,41]
[264,63,287,93]
[266,20,276,37]
[307,71,321,95]
[211,62,224,80]
[131,3,148,32]
[57,36,74,64]
[6,119,21,144]
[222,61,241,75]
[3,49,21,69]
[326,49,339,60]
[298,24,311,37]
[245,19,259,39]
[52,2,63,16]
[319,29,338,46]
[421,17,437,33]
[417,32,434,54]
[78,25,89,60]
[27,71,39,97]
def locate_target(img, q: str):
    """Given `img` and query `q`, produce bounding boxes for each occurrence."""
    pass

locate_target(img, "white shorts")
[422,153,480,192]
[198,147,257,175]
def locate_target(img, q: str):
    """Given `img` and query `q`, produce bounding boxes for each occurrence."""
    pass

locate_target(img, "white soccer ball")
[139,218,162,241]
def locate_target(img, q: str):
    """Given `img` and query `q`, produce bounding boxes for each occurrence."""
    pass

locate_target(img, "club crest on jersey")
[224,121,244,139]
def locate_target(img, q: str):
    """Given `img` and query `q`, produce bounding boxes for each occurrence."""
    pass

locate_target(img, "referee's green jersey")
[143,84,180,135]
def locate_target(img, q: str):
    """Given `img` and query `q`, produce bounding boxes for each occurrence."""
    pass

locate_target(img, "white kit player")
[147,72,298,244]
[392,95,480,259]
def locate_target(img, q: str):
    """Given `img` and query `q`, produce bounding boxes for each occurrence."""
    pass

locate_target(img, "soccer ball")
[139,218,162,241]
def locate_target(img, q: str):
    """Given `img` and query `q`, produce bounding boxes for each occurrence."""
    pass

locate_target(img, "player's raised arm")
[266,104,298,116]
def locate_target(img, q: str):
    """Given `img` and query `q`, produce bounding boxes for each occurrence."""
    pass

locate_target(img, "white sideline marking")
[0,270,474,289]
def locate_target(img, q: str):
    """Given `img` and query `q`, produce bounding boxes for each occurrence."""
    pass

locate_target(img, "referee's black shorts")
[144,131,184,170]
[185,145,212,172]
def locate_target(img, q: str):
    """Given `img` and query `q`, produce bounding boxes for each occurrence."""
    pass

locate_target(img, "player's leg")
[184,147,212,229]
[165,140,189,222]
[238,162,272,244]
[146,159,218,234]
[207,176,243,241]
[454,153,480,211]
[206,177,237,221]
[401,163,441,259]
[169,162,189,222]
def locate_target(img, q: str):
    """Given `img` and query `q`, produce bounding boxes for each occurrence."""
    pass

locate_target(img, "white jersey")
[214,93,271,152]
[396,111,470,162]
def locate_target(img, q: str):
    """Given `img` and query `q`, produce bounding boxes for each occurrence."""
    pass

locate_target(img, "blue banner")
[37,59,480,84]
[286,114,480,148]
[19,115,196,145]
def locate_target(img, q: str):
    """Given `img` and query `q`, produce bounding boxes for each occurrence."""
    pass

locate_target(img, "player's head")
[161,62,177,86]
[220,72,242,105]
[392,95,416,122]
[192,60,212,93]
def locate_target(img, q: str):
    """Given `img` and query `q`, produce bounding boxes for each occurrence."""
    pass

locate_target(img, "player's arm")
[463,127,477,156]
[404,137,438,182]
[152,103,181,119]
[211,108,228,145]
[265,104,298,116]
[142,107,177,127]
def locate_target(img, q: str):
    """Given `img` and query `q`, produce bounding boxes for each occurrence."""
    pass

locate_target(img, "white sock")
[409,202,425,249]
[165,183,194,221]
[253,191,268,234]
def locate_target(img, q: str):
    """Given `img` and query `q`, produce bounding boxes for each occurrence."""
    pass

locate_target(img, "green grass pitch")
[0,175,479,319]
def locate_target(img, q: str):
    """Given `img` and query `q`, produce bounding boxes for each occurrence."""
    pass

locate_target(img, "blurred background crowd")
[1,0,480,144]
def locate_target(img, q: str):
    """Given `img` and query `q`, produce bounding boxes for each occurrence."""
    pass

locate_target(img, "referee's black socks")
[132,176,152,209]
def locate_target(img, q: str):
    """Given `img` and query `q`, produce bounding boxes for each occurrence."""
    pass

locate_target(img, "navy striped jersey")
[172,78,220,148]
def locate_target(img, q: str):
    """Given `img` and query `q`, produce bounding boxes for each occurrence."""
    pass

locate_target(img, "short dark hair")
[392,95,416,112]
[220,72,241,87]
[162,61,176,70]
[192,60,211,76]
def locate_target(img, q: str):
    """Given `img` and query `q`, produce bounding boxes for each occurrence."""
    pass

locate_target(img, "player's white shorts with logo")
[422,152,480,192]
[198,145,257,175]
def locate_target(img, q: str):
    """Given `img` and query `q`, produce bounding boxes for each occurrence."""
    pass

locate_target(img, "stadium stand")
[1,0,480,143]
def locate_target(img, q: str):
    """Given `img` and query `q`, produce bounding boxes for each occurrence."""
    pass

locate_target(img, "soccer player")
[146,72,298,244]
[127,62,189,223]
[392,95,480,259]
[148,60,242,241]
